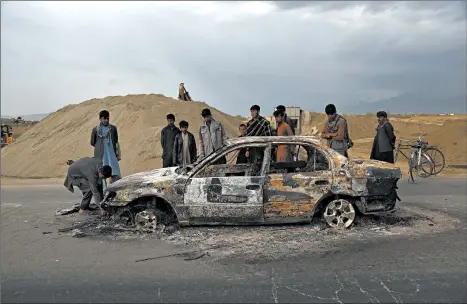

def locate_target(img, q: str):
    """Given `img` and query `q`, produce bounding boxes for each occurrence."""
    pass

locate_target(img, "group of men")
[64,103,396,216]
[159,104,299,168]
[160,108,228,168]
[319,104,396,163]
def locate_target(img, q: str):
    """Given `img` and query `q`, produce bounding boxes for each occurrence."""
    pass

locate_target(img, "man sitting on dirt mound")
[178,83,192,101]
[64,157,112,216]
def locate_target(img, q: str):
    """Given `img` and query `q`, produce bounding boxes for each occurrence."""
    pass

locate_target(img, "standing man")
[275,105,295,135]
[199,108,227,164]
[274,110,294,162]
[245,105,272,137]
[173,120,197,167]
[236,124,248,164]
[64,157,112,215]
[245,105,271,164]
[370,111,396,163]
[320,104,352,157]
[91,110,121,182]
[161,114,180,168]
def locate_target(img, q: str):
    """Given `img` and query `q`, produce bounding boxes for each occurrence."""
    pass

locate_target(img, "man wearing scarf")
[370,111,396,163]
[173,120,197,167]
[90,110,121,183]
[320,104,351,157]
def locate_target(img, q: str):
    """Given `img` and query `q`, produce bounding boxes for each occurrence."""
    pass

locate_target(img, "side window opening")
[269,144,329,174]
[196,146,266,178]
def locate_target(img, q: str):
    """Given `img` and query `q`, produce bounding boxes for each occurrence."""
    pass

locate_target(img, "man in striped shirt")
[246,105,272,137]
[245,105,271,164]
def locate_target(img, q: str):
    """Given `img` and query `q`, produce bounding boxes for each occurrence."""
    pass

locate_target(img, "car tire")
[322,199,356,229]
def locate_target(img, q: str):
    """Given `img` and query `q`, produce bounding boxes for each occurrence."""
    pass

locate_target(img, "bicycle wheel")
[423,147,445,175]
[418,153,433,178]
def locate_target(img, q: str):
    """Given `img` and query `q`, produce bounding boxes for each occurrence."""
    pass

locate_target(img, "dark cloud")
[273,1,394,12]
[1,1,465,115]
[273,1,464,13]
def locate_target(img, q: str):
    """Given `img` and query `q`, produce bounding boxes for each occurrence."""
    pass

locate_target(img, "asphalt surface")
[1,177,466,303]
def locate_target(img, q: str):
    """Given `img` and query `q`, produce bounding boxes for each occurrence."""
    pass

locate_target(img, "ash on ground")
[54,205,458,261]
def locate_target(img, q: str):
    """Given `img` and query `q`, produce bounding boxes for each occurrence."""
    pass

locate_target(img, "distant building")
[283,106,301,134]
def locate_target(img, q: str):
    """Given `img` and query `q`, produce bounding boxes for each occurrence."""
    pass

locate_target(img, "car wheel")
[323,199,356,229]
[135,209,158,233]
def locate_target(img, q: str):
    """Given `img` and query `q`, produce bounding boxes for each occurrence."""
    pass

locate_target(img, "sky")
[1,1,466,116]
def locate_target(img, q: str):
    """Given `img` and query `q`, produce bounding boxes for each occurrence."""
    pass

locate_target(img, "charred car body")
[101,136,401,229]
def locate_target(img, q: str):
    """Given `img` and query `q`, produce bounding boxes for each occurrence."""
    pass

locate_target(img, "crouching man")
[64,157,112,215]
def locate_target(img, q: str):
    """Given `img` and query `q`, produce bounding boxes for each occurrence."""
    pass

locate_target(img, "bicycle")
[394,134,438,182]
[419,135,446,176]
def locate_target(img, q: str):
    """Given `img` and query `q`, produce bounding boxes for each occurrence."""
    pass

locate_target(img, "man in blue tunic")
[90,110,121,184]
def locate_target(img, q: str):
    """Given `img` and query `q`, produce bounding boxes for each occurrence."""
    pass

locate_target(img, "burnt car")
[101,136,401,230]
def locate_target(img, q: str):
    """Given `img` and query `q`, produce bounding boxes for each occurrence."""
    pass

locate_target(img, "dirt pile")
[2,98,465,179]
[1,94,243,178]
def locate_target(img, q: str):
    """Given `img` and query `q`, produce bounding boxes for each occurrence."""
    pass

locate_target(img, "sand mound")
[1,94,243,178]
[2,98,465,179]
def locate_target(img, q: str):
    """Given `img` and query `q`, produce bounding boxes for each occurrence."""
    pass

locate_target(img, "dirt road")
[1,177,466,303]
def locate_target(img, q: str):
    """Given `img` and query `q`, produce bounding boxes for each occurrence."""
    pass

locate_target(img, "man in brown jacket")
[275,105,295,135]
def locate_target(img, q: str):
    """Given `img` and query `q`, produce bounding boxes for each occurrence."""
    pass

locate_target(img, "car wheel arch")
[311,193,361,217]
[126,195,180,224]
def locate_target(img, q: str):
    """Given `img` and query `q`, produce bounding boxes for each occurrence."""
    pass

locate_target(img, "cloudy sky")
[1,1,466,116]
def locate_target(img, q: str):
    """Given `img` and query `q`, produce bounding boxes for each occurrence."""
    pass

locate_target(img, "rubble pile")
[54,204,457,261]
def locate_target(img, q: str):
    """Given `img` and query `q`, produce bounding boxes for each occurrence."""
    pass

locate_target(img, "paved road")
[1,177,466,303]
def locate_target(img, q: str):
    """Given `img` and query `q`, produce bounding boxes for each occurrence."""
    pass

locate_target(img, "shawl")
[96,124,112,139]
[326,115,342,134]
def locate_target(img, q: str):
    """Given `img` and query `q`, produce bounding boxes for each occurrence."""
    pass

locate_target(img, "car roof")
[226,136,324,146]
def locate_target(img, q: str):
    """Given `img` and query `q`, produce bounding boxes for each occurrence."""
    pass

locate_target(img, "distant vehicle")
[1,124,14,149]
[102,136,401,230]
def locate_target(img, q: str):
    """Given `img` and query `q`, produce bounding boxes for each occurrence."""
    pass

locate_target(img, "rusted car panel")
[102,136,401,227]
[264,171,333,222]
[184,176,264,224]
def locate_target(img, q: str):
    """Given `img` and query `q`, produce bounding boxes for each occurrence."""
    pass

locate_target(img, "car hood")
[107,167,180,192]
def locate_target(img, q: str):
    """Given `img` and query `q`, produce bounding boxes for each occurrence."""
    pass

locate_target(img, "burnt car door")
[183,143,270,225]
[263,142,333,223]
